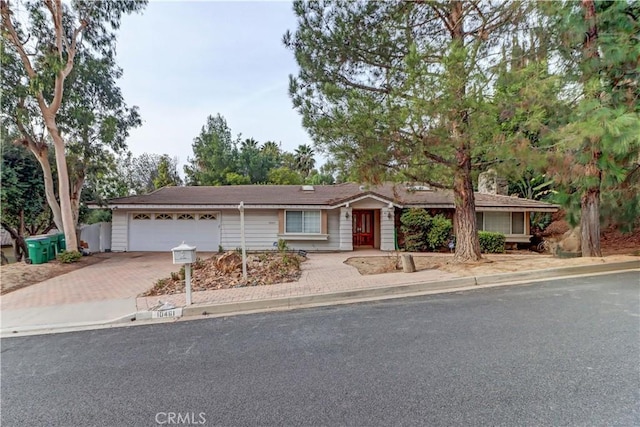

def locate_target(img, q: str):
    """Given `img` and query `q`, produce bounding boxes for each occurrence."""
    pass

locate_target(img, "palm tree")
[261,141,281,156]
[241,138,259,151]
[294,144,316,178]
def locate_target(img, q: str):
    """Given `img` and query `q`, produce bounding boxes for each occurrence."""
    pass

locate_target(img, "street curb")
[181,277,479,318]
[0,312,137,337]
[474,260,640,286]
[173,260,639,319]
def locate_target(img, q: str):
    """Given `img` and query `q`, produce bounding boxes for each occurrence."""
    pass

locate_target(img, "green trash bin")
[58,233,66,251]
[48,235,58,260]
[26,237,49,265]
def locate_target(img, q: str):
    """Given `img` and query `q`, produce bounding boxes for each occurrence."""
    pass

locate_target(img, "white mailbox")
[171,242,197,264]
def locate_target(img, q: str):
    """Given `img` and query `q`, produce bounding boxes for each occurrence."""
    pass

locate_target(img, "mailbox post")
[172,242,197,306]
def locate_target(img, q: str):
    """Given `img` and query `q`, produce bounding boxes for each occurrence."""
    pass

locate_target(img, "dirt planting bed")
[141,251,305,297]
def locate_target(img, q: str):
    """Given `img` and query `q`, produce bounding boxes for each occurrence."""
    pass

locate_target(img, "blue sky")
[115,0,313,171]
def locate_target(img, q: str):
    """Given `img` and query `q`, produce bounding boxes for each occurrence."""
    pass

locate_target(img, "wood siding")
[380,208,396,251]
[220,209,341,251]
[111,210,128,251]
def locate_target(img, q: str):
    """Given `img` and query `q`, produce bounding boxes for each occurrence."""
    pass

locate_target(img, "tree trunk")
[581,184,602,257]
[579,0,603,258]
[70,174,85,227]
[45,120,79,251]
[401,254,416,273]
[447,0,482,263]
[1,222,27,262]
[453,162,482,263]
[31,146,64,232]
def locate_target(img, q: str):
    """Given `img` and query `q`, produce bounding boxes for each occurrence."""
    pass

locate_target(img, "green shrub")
[281,253,300,268]
[426,214,453,251]
[478,231,505,253]
[277,239,289,253]
[400,209,432,251]
[56,250,82,263]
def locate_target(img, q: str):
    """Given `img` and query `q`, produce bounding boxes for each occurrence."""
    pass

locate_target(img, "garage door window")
[155,213,173,220]
[177,213,195,220]
[133,213,151,220]
[199,214,217,220]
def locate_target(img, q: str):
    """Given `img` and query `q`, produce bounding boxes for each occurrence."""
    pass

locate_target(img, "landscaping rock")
[216,251,242,274]
[558,226,581,253]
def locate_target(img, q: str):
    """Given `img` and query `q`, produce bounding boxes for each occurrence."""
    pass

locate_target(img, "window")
[477,211,527,235]
[133,213,151,220]
[285,210,321,234]
[155,213,173,220]
[485,212,511,234]
[199,213,217,220]
[177,213,195,220]
[511,212,525,234]
[476,212,484,231]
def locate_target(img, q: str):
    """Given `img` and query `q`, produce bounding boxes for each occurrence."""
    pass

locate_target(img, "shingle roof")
[107,183,557,211]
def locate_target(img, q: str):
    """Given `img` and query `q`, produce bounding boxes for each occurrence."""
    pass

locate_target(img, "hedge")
[400,209,453,252]
[426,214,453,251]
[400,209,432,252]
[478,231,505,253]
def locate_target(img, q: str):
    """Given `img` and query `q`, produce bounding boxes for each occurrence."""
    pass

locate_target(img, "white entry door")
[128,212,220,251]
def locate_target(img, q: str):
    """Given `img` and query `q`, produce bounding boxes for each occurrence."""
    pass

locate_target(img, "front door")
[352,210,374,247]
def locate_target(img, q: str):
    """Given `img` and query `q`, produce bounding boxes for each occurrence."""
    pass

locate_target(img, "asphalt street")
[1,271,639,426]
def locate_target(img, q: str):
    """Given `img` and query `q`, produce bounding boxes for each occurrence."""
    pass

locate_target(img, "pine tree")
[285,0,528,262]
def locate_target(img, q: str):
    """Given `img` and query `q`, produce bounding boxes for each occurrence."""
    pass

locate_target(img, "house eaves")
[331,192,402,208]
[107,204,334,210]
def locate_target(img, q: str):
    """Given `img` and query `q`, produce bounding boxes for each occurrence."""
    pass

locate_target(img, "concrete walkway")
[2,250,638,336]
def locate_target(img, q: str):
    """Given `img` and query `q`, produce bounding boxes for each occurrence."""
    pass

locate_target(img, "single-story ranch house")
[102,183,557,252]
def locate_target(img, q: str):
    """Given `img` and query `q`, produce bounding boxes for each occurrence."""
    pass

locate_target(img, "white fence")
[80,222,112,253]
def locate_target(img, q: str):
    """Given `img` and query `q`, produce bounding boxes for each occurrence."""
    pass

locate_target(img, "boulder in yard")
[558,226,581,253]
[216,251,242,274]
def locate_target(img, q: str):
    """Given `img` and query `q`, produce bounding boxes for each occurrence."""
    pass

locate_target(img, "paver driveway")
[0,253,187,310]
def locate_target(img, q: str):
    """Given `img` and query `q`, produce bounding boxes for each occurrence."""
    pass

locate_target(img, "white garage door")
[128,212,220,251]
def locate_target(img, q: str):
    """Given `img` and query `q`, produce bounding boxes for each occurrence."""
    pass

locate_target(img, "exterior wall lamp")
[345,211,350,219]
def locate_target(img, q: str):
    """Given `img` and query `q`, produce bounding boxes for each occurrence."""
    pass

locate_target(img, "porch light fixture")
[345,211,350,219]
[386,211,392,220]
